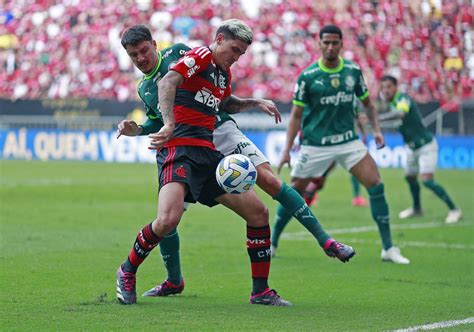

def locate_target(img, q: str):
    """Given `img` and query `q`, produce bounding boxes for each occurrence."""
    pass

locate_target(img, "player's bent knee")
[247,202,269,227]
[153,214,181,235]
[365,178,382,190]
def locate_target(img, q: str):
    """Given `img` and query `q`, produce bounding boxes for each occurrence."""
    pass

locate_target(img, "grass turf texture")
[1,160,473,331]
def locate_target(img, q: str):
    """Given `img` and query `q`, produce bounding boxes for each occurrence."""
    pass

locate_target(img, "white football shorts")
[213,120,268,167]
[291,140,367,178]
[405,139,438,176]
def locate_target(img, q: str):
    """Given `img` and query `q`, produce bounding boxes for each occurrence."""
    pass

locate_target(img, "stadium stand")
[0,0,472,104]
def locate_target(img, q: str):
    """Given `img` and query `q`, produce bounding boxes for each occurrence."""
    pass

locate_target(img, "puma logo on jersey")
[248,151,259,158]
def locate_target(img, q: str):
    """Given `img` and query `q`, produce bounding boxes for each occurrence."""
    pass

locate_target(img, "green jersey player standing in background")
[379,75,462,224]
[273,25,410,264]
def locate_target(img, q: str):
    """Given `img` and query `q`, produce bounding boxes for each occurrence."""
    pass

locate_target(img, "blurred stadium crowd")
[0,0,472,104]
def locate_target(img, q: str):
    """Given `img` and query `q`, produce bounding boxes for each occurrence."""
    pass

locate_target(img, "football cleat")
[398,208,423,219]
[324,239,355,263]
[249,288,292,306]
[142,279,185,297]
[445,209,462,224]
[116,266,137,304]
[352,196,368,207]
[381,247,410,264]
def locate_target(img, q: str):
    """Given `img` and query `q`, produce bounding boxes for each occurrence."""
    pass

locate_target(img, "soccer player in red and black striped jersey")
[116,19,291,306]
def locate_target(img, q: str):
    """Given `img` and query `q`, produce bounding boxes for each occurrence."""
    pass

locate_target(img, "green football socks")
[271,204,293,248]
[351,175,361,197]
[367,183,393,250]
[422,179,456,210]
[405,177,421,210]
[271,183,331,248]
[159,228,183,285]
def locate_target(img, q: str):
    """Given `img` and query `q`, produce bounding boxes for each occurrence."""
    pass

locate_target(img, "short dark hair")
[381,75,398,85]
[319,25,343,39]
[121,25,153,48]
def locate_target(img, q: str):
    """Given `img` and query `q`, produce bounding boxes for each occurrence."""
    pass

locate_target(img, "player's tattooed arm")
[149,71,185,149]
[220,95,255,113]
[158,71,184,126]
[220,95,281,123]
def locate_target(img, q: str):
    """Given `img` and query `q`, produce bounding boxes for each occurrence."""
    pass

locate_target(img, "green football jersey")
[390,92,433,150]
[137,43,191,135]
[293,57,369,146]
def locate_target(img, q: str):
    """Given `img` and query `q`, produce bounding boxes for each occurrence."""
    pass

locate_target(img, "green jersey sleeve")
[140,117,164,135]
[354,68,369,101]
[292,74,308,107]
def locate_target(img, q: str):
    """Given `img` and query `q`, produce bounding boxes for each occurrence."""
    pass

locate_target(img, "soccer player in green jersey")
[273,25,410,264]
[379,75,462,224]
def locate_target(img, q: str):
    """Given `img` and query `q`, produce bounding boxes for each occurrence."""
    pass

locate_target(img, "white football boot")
[445,209,462,224]
[398,208,423,219]
[381,247,410,264]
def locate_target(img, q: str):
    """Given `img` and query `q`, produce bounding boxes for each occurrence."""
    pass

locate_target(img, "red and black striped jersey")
[165,46,232,149]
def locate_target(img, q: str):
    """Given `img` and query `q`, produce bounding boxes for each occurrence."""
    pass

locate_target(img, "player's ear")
[152,40,157,48]
[216,33,225,45]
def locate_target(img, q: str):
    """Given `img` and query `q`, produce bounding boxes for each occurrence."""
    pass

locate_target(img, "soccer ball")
[216,154,257,194]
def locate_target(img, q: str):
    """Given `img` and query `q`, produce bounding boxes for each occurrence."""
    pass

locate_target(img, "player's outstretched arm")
[220,95,281,123]
[362,97,385,149]
[277,104,303,174]
[378,110,405,122]
[149,71,184,149]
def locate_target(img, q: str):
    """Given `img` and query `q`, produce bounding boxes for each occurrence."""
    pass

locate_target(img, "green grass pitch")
[1,160,473,331]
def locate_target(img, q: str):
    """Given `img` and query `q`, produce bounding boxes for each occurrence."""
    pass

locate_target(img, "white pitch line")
[281,222,474,250]
[282,221,468,239]
[392,316,474,331]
